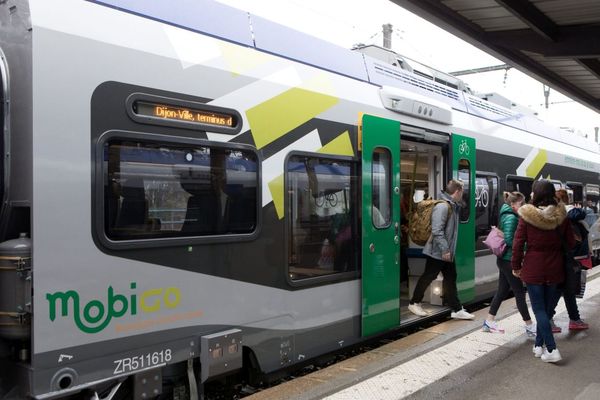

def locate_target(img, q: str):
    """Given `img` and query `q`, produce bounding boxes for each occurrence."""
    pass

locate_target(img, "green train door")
[361,114,401,337]
[451,134,476,302]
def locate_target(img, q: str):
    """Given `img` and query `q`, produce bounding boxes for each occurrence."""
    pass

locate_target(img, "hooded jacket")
[422,191,460,261]
[512,203,575,285]
[498,203,518,262]
[566,207,590,258]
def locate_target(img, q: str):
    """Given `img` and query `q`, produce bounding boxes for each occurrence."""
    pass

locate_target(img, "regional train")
[1,0,599,398]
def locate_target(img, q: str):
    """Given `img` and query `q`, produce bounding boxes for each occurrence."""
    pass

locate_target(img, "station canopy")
[392,0,600,113]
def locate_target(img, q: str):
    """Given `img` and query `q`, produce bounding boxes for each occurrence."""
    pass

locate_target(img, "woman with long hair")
[512,180,574,363]
[482,191,535,336]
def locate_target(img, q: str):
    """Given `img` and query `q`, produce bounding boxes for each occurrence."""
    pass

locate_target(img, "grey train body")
[0,0,599,398]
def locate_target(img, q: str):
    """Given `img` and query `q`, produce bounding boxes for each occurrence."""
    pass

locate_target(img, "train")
[1,0,599,398]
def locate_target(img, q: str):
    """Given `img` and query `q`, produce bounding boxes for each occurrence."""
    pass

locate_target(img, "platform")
[247,268,600,400]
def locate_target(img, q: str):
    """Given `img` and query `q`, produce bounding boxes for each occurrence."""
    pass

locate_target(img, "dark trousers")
[550,289,581,321]
[489,258,531,321]
[410,256,461,311]
[400,245,409,284]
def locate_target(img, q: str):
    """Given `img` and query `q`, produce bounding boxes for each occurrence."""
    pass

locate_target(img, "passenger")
[583,199,598,227]
[408,179,474,320]
[584,199,598,214]
[549,189,589,332]
[182,149,235,235]
[482,191,535,336]
[512,179,575,363]
[330,211,352,272]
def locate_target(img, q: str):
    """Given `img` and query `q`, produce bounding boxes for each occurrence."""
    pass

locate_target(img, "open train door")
[360,114,401,337]
[451,134,476,302]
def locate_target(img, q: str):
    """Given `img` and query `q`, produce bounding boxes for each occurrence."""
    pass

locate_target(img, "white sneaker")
[408,303,428,317]
[450,308,475,320]
[482,320,505,333]
[541,348,562,363]
[525,324,537,338]
[532,345,544,358]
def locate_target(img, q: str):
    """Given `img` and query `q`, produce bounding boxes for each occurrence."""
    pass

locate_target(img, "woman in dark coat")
[512,180,574,363]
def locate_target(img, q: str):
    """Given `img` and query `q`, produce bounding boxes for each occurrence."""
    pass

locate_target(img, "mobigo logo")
[46,283,181,334]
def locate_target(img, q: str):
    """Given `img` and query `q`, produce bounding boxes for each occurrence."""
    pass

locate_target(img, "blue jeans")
[526,283,560,351]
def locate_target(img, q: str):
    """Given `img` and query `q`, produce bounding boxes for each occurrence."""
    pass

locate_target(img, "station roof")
[391,0,600,114]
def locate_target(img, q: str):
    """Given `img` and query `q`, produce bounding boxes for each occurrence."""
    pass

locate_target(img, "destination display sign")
[134,101,235,128]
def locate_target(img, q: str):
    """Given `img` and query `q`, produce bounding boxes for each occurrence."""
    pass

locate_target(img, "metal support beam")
[577,59,600,81]
[495,0,558,41]
[487,26,600,58]
[450,64,511,76]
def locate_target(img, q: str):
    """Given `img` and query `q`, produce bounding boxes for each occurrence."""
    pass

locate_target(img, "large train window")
[506,175,533,203]
[475,173,499,251]
[457,159,470,222]
[104,139,258,240]
[286,154,358,281]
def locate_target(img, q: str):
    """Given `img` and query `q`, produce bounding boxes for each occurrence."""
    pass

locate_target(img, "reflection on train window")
[506,175,533,203]
[584,183,599,227]
[105,140,258,240]
[475,173,499,251]
[566,181,583,205]
[457,159,470,223]
[287,155,358,281]
[372,148,392,228]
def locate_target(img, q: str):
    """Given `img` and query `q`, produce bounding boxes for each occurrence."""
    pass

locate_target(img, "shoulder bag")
[483,226,506,257]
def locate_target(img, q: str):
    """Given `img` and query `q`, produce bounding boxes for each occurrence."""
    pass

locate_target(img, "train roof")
[85,1,597,154]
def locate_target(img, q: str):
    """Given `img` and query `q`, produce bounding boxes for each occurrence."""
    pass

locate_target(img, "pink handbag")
[483,226,506,257]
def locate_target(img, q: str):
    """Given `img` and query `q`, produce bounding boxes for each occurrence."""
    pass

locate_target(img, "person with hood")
[512,180,575,363]
[408,179,474,320]
[482,191,535,336]
[550,189,589,331]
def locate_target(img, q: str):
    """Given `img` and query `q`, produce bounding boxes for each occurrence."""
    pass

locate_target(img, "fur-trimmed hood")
[518,203,567,230]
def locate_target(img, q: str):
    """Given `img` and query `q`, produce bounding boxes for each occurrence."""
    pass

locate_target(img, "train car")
[0,0,599,398]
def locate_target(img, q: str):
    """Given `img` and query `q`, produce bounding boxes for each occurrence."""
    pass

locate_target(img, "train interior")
[399,140,447,322]
[104,141,259,240]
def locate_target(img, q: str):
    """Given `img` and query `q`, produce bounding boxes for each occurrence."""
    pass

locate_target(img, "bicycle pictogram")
[315,192,338,208]
[458,139,470,156]
[475,185,488,208]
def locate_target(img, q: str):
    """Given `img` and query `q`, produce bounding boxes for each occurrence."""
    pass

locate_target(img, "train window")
[104,140,258,240]
[506,175,533,203]
[457,159,470,223]
[372,148,392,228]
[287,155,358,281]
[475,173,499,251]
[584,184,599,226]
[549,179,563,191]
[566,181,583,205]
